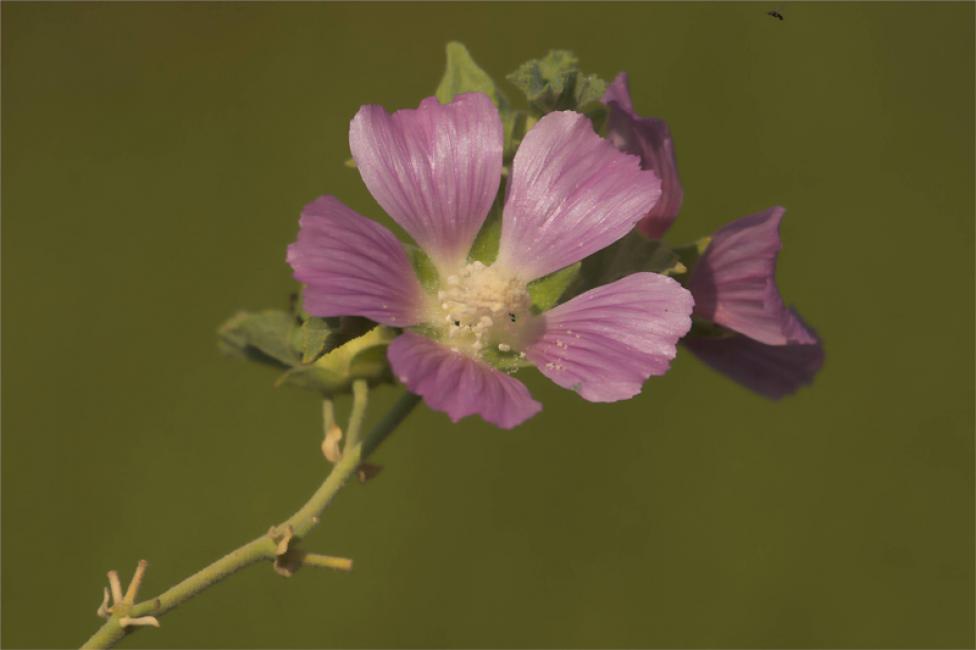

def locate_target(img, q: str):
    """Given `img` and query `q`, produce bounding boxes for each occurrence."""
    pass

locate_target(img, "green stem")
[80,391,421,650]
[322,398,336,436]
[343,379,369,452]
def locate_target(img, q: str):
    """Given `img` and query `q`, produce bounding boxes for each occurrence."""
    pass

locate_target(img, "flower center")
[432,261,532,359]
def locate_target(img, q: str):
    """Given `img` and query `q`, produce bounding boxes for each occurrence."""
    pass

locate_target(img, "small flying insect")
[767,8,784,21]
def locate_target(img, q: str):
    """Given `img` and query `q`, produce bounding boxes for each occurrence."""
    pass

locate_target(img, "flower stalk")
[80,390,420,650]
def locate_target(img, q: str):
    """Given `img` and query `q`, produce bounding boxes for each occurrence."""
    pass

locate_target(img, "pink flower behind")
[688,207,815,347]
[684,321,824,400]
[288,93,694,428]
[602,73,683,240]
[685,208,823,398]
[602,72,823,398]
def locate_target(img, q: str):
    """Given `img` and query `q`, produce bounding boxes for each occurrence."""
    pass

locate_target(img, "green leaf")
[506,50,608,114]
[300,317,334,364]
[219,306,397,397]
[574,72,608,110]
[569,233,688,300]
[218,310,300,368]
[435,42,525,161]
[672,236,712,280]
[528,262,581,312]
[276,325,397,396]
[436,42,509,110]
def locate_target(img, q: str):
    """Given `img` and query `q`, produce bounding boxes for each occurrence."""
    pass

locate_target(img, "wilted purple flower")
[603,73,683,239]
[288,93,694,428]
[604,74,823,398]
[683,208,824,398]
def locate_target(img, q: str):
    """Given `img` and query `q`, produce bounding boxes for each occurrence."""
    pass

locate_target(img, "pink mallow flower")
[683,208,824,398]
[604,73,823,398]
[603,73,683,240]
[288,93,694,428]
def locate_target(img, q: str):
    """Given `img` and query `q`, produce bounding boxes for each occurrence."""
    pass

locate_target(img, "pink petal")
[525,272,693,402]
[287,196,426,327]
[688,207,817,346]
[684,323,824,399]
[603,73,683,239]
[388,332,542,429]
[496,111,661,282]
[349,93,503,273]
[603,72,635,113]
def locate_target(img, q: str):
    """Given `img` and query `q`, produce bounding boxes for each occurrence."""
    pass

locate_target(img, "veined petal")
[603,73,683,239]
[496,111,661,282]
[684,326,825,399]
[688,207,817,346]
[525,273,693,402]
[287,196,426,327]
[388,332,542,429]
[349,93,503,273]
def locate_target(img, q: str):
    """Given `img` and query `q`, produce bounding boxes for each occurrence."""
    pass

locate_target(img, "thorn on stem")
[119,615,161,629]
[123,560,149,605]
[107,570,124,606]
[97,587,111,619]
[273,525,295,557]
[302,552,354,572]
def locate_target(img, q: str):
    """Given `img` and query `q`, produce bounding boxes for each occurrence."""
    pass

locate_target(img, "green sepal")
[467,186,507,265]
[506,50,608,115]
[688,318,735,340]
[502,109,528,161]
[405,243,440,291]
[569,232,687,300]
[275,325,397,396]
[467,210,501,265]
[671,236,712,282]
[528,262,581,312]
[479,345,533,372]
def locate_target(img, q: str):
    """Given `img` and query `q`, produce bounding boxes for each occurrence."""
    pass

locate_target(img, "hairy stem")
[80,391,421,649]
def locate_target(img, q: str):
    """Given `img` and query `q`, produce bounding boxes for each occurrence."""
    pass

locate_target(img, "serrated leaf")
[570,233,687,300]
[507,50,608,114]
[436,42,509,110]
[217,310,300,368]
[528,262,581,312]
[574,72,608,109]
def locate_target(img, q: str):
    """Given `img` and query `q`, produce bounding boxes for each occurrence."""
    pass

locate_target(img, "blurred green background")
[3,2,973,648]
